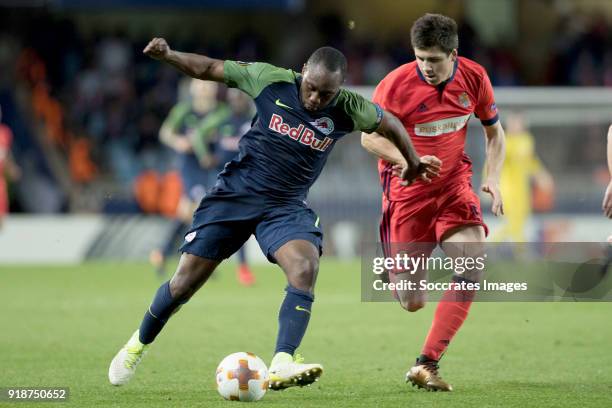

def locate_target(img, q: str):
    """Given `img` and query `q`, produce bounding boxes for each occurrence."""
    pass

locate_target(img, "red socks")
[420,286,475,361]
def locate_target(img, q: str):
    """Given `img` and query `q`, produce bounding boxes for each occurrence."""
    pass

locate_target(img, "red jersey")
[0,124,12,215]
[0,124,13,175]
[373,57,499,201]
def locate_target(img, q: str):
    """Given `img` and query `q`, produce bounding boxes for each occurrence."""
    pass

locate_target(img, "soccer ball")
[216,352,269,402]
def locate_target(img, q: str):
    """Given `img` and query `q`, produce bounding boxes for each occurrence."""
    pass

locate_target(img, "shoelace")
[124,346,146,369]
[418,358,440,376]
[293,354,305,364]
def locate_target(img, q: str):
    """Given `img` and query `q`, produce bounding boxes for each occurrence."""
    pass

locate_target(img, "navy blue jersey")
[218,60,384,201]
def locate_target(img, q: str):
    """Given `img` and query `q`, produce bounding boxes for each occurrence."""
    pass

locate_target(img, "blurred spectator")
[547,11,612,86]
[97,32,132,75]
[362,47,394,85]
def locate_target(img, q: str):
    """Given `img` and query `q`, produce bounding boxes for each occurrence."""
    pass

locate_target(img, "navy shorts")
[179,189,323,263]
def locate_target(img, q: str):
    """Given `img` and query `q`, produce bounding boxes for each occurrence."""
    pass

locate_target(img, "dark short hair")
[410,13,458,55]
[306,46,347,80]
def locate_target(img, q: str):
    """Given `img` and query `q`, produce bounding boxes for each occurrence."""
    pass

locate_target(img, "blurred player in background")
[109,37,441,391]
[362,13,506,391]
[0,105,21,230]
[149,79,230,277]
[192,87,256,285]
[493,111,554,242]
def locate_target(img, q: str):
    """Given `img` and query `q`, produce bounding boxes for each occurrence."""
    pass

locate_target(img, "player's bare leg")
[109,253,220,385]
[391,266,429,313]
[440,225,486,282]
[268,240,323,390]
[408,225,485,392]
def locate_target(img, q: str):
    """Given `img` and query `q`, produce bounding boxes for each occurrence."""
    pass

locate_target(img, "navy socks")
[275,285,314,355]
[138,281,184,344]
[139,282,314,351]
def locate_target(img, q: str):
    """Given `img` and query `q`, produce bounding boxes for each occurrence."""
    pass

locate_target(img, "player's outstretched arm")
[603,124,612,218]
[362,110,441,185]
[143,38,225,82]
[481,121,506,216]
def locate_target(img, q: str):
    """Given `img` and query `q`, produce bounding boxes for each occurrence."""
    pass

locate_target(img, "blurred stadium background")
[0,0,611,264]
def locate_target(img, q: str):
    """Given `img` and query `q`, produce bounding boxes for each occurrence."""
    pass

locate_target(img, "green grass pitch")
[1,259,612,407]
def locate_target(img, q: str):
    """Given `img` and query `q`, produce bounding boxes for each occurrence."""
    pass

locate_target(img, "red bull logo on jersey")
[269,114,333,151]
[309,117,334,135]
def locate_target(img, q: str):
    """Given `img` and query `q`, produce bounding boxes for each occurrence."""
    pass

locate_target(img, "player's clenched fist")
[416,155,442,183]
[143,38,170,60]
[392,155,442,186]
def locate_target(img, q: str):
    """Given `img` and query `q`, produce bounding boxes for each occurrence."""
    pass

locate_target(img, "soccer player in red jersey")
[0,105,20,230]
[362,14,506,391]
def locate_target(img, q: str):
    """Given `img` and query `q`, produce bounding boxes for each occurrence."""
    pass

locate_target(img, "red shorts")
[380,179,488,259]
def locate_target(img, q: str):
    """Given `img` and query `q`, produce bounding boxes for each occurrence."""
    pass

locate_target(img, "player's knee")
[169,276,196,302]
[169,266,205,302]
[169,254,219,301]
[399,298,425,312]
[287,256,319,291]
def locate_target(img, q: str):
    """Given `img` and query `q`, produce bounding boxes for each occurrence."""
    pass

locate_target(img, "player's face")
[190,79,218,113]
[300,64,343,112]
[414,47,457,86]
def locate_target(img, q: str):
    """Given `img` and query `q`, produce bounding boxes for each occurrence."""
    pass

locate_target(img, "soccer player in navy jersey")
[109,37,441,390]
